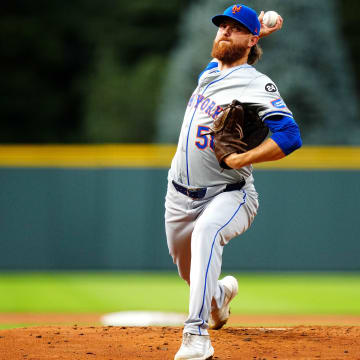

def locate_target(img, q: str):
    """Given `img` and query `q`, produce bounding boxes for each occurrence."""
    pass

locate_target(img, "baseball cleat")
[209,275,238,330]
[174,332,214,360]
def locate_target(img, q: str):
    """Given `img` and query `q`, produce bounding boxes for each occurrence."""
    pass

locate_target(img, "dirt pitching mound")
[1,325,360,359]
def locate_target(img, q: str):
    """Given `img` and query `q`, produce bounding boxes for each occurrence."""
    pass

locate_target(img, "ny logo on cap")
[232,5,242,14]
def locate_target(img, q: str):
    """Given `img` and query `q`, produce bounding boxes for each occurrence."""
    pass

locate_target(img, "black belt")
[172,178,245,200]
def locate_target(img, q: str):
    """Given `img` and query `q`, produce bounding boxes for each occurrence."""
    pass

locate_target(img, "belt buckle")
[186,187,197,199]
[187,188,196,198]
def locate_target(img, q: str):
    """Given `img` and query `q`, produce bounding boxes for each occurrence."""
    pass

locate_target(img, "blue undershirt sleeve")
[264,115,302,155]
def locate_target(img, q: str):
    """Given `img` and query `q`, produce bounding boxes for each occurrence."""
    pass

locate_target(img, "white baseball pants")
[165,179,259,336]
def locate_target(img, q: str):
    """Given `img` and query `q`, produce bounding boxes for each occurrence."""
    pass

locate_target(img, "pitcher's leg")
[184,218,224,335]
[184,189,258,335]
[165,214,194,284]
[165,182,197,284]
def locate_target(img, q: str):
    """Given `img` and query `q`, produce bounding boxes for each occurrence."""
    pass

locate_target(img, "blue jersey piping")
[261,110,293,121]
[198,61,219,82]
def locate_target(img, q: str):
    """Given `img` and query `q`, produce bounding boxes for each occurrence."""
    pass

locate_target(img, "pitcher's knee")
[193,222,219,244]
[192,221,232,248]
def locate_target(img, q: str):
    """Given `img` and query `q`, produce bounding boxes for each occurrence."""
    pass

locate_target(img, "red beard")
[211,38,247,65]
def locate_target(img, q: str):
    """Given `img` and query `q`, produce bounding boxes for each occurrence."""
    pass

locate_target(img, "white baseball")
[263,11,279,28]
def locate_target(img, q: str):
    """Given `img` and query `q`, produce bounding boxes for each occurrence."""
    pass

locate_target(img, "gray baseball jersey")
[165,61,293,337]
[168,62,292,188]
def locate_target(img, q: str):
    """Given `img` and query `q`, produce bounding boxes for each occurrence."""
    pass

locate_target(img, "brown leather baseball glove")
[209,99,269,169]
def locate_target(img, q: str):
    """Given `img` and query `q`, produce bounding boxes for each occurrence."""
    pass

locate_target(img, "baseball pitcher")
[165,4,302,360]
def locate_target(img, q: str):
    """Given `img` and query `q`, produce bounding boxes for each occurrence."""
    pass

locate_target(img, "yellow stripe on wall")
[255,146,360,170]
[0,145,175,168]
[0,145,359,169]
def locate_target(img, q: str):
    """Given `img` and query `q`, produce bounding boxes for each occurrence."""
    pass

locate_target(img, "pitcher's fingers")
[258,11,264,22]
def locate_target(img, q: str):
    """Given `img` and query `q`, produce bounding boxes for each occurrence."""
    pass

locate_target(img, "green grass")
[0,271,359,315]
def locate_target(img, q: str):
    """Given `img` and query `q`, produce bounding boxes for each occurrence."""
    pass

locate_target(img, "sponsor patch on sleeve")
[271,98,286,109]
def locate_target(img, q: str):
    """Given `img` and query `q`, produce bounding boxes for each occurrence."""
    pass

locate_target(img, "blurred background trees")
[1,0,359,144]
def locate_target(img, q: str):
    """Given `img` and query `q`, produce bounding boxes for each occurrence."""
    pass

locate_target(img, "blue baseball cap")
[212,4,261,36]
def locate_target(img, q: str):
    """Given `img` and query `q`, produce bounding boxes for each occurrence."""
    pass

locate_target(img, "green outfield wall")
[0,145,359,271]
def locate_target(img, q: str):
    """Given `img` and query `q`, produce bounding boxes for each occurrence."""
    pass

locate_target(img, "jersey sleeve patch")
[240,75,293,121]
[265,83,277,92]
[271,98,286,109]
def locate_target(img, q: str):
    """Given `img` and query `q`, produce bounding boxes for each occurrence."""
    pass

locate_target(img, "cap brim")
[211,14,253,34]
[212,14,230,27]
